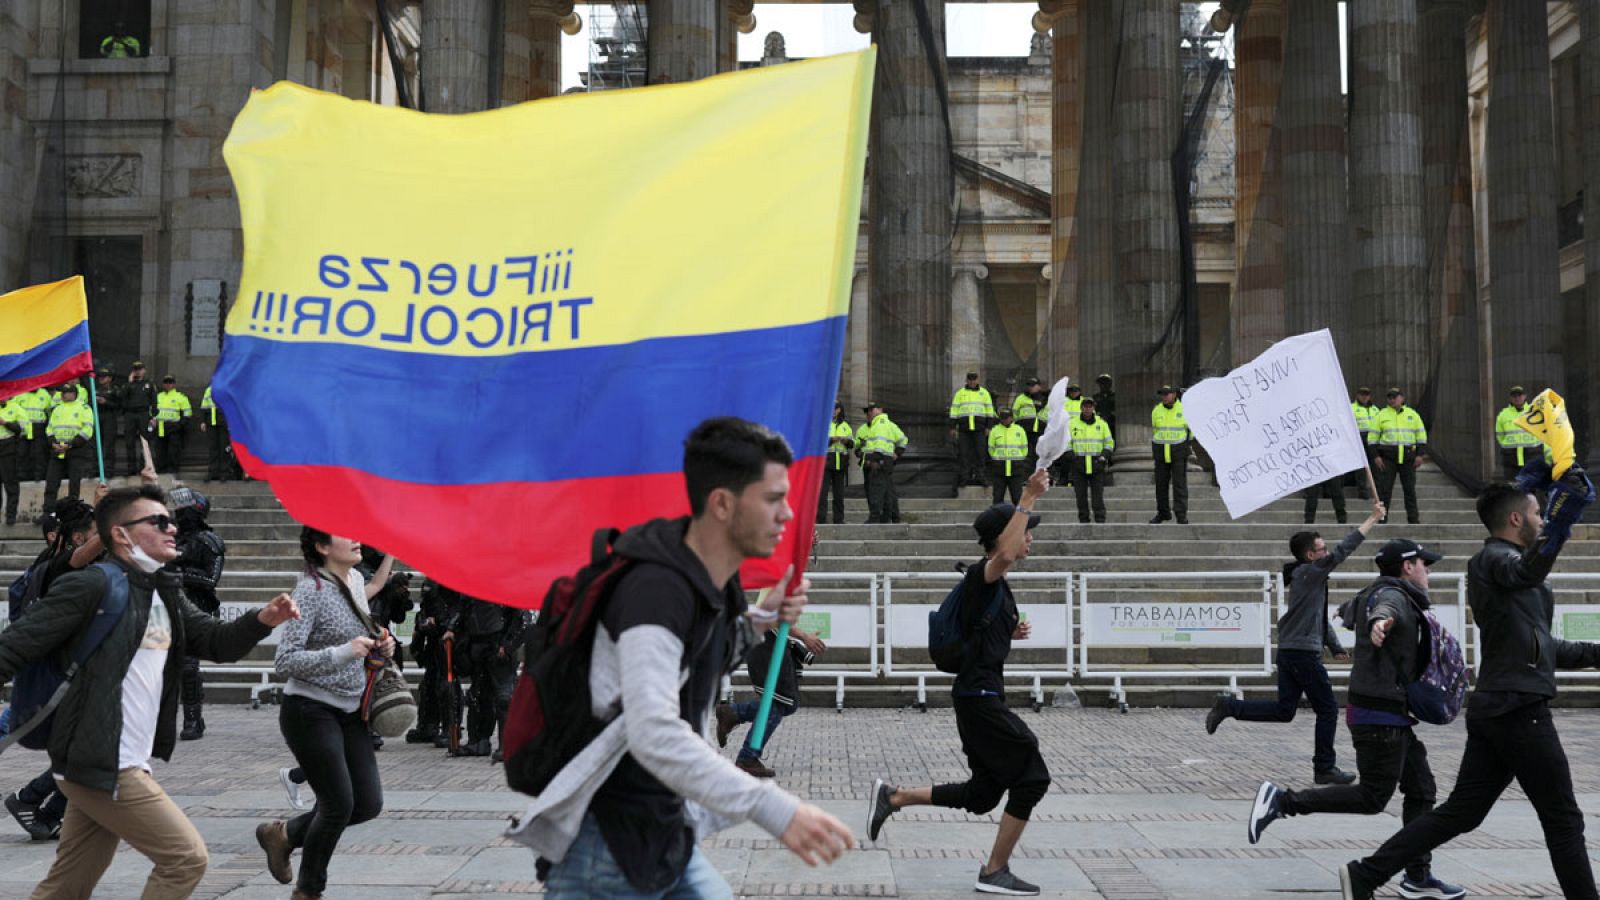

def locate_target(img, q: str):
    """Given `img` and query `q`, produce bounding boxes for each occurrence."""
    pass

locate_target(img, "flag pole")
[87,375,107,484]
[749,621,789,754]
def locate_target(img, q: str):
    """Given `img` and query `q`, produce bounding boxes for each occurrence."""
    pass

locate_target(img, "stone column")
[422,0,494,112]
[847,268,870,412]
[529,0,579,101]
[1230,0,1285,363]
[952,266,988,382]
[1112,0,1181,449]
[1419,0,1482,475]
[1582,0,1600,460]
[0,0,37,289]
[649,0,717,84]
[1039,0,1081,382]
[502,0,533,104]
[1347,1,1428,394]
[1485,0,1563,397]
[859,0,954,445]
[1281,0,1352,350]
[1036,266,1053,378]
[721,0,755,73]
[1076,0,1117,387]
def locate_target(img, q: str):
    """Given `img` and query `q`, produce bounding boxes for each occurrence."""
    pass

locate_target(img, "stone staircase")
[3,469,1599,710]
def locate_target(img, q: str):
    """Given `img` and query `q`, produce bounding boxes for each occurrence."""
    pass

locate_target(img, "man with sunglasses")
[0,485,299,899]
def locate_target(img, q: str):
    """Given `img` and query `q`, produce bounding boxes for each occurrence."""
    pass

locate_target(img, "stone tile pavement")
[2,704,1598,897]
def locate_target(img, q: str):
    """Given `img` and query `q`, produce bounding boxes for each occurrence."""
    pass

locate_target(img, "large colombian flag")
[0,276,93,402]
[214,50,875,609]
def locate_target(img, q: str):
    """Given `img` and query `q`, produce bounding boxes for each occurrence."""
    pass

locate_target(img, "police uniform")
[1069,408,1115,523]
[153,379,193,473]
[18,387,52,481]
[407,579,457,745]
[950,377,996,486]
[856,406,907,524]
[1150,390,1190,524]
[454,597,528,757]
[1369,390,1429,524]
[1012,381,1049,458]
[818,411,853,525]
[119,367,157,476]
[1494,389,1542,481]
[93,370,120,461]
[987,413,1029,505]
[0,395,25,524]
[1347,391,1381,499]
[200,385,238,481]
[42,390,94,503]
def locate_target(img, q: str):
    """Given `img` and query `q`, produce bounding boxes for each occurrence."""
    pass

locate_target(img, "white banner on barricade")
[1184,329,1368,518]
[1083,600,1266,647]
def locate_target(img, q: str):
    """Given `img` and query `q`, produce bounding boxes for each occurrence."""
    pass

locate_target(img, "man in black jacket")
[455,595,528,759]
[1247,537,1465,900]
[0,484,297,899]
[167,488,225,742]
[866,471,1053,896]
[1338,477,1599,900]
[118,362,156,477]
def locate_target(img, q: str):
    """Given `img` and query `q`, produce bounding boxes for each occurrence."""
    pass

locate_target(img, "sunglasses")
[119,514,175,532]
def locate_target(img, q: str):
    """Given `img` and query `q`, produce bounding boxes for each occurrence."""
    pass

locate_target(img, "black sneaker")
[4,792,53,840]
[975,864,1040,896]
[1149,513,1170,524]
[866,778,896,841]
[1397,875,1465,900]
[1340,862,1376,900]
[1315,766,1357,786]
[1247,781,1283,844]
[1205,696,1230,735]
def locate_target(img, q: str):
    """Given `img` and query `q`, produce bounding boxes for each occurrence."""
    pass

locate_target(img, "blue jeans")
[545,813,732,899]
[731,700,791,763]
[1228,648,1340,773]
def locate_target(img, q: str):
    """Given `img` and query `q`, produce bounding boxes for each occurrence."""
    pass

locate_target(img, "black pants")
[1500,448,1534,482]
[1071,461,1105,522]
[864,458,898,523]
[412,642,443,736]
[1352,703,1595,899]
[154,428,185,474]
[1229,649,1340,773]
[24,432,50,481]
[930,695,1051,821]
[1373,448,1419,523]
[281,695,384,895]
[205,420,234,480]
[989,461,1024,505]
[180,654,205,712]
[1153,444,1189,520]
[18,767,66,824]
[956,428,984,483]
[1282,724,1435,883]
[465,641,516,746]
[121,415,148,475]
[817,459,847,524]
[43,448,91,504]
[1302,476,1347,524]
[0,443,18,523]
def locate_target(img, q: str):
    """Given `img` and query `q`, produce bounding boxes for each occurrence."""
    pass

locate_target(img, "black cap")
[96,367,113,377]
[965,372,979,380]
[1157,384,1176,395]
[1386,387,1402,397]
[1025,377,1041,386]
[130,360,145,369]
[1509,386,1526,395]
[998,407,1013,418]
[1066,383,1082,393]
[1356,386,1372,394]
[833,401,844,410]
[1080,397,1096,407]
[59,382,78,393]
[862,401,882,413]
[1096,373,1112,382]
[161,375,176,383]
[974,504,1041,546]
[1375,539,1442,568]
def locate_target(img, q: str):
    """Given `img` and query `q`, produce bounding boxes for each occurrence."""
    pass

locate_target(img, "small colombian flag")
[0,276,93,402]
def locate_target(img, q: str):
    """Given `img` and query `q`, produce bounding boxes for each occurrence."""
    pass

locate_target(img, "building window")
[80,0,151,59]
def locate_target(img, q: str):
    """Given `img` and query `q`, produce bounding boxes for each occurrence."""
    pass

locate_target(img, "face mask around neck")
[126,542,163,573]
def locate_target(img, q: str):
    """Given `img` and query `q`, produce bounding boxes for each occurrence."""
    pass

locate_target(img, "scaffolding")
[584,3,648,91]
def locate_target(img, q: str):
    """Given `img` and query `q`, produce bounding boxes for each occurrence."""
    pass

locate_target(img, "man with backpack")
[865,468,1053,896]
[1246,538,1466,900]
[1205,500,1386,786]
[1337,476,1600,900]
[505,417,852,896]
[0,484,298,899]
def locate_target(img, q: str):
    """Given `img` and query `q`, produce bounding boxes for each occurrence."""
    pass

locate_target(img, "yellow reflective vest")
[0,397,27,442]
[826,419,853,471]
[856,413,907,460]
[1063,395,1084,418]
[46,401,94,455]
[1351,402,1380,437]
[201,386,222,426]
[155,389,193,437]
[949,387,995,432]
[1151,401,1189,463]
[1012,393,1048,434]
[1368,405,1428,463]
[1494,404,1541,467]
[1069,415,1114,474]
[16,389,50,439]
[987,423,1028,476]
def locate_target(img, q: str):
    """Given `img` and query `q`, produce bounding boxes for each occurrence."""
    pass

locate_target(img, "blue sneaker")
[1397,875,1465,900]
[1247,781,1282,844]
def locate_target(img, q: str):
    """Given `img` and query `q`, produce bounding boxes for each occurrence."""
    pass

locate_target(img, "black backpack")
[502,529,634,796]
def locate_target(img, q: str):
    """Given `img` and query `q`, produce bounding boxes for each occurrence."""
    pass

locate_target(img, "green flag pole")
[87,375,107,483]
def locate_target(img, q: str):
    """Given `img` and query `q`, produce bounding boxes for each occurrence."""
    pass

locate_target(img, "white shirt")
[118,590,172,772]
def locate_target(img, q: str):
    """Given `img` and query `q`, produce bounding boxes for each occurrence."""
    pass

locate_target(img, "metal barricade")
[1543,572,1600,682]
[882,571,1074,712]
[1323,571,1469,675]
[1078,571,1274,712]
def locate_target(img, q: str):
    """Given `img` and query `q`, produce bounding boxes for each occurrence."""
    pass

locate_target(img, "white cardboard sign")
[1184,329,1368,518]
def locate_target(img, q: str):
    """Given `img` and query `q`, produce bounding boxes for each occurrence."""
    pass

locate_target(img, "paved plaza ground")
[1,703,1597,898]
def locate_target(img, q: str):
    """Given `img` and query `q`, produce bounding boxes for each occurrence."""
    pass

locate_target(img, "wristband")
[747,606,778,624]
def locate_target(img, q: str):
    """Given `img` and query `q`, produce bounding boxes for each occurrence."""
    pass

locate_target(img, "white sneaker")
[279,767,307,810]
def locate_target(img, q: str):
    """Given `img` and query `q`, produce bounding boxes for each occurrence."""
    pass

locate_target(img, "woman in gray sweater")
[256,527,394,899]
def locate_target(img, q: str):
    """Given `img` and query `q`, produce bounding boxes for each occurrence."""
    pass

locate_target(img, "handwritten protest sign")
[1184,329,1368,518]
